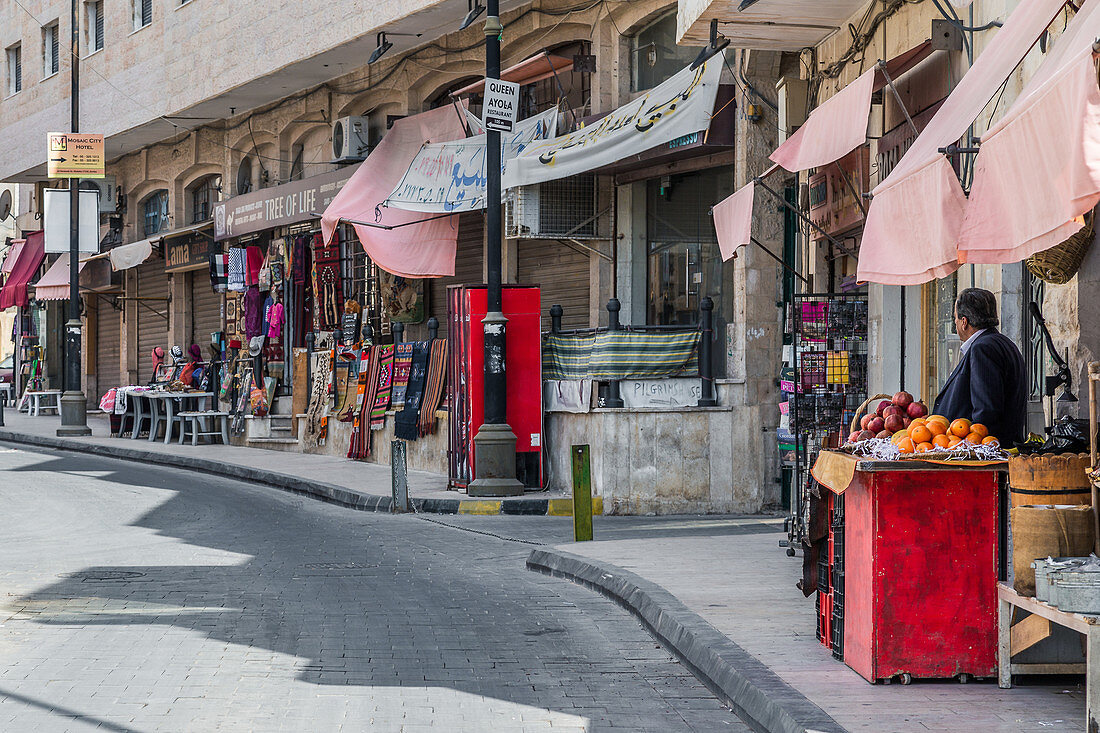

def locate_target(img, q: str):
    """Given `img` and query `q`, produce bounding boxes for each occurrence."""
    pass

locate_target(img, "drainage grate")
[61,570,147,581]
[301,562,378,570]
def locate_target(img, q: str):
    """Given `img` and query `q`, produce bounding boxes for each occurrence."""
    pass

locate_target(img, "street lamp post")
[468,0,522,497]
[58,0,91,437]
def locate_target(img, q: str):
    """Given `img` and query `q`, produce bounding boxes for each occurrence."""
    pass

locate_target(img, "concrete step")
[245,437,299,445]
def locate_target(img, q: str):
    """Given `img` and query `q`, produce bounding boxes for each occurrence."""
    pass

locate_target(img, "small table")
[148,391,214,444]
[998,582,1099,727]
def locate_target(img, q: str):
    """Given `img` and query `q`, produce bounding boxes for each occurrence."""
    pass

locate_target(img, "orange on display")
[916,441,934,453]
[909,425,933,444]
[927,420,948,437]
[969,423,989,440]
[932,434,951,448]
[950,418,972,438]
[897,437,915,453]
[965,432,983,444]
[948,435,964,448]
[982,436,1000,446]
[909,418,927,431]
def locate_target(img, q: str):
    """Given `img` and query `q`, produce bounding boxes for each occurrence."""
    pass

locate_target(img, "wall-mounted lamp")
[368,31,422,64]
[460,0,486,31]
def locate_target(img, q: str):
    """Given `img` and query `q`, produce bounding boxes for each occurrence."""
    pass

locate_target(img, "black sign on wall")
[165,231,213,272]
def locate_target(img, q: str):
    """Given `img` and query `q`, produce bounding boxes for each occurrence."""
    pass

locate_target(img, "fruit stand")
[811,390,1011,684]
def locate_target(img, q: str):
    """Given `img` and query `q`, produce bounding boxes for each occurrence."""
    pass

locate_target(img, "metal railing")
[546,297,716,408]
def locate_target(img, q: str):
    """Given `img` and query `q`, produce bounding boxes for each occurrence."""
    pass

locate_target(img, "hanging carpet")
[418,339,448,438]
[370,345,395,431]
[394,341,430,441]
[348,346,381,459]
[312,233,343,331]
[390,342,414,408]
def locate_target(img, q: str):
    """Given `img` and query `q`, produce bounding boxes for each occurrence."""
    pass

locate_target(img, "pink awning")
[770,41,933,173]
[2,239,25,275]
[0,231,45,309]
[714,182,756,261]
[960,0,1100,263]
[321,105,469,278]
[858,0,1068,284]
[33,253,89,300]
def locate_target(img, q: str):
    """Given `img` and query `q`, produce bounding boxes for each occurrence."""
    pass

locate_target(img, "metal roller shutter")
[136,260,171,384]
[429,212,484,340]
[517,239,590,330]
[190,271,222,351]
[95,297,122,394]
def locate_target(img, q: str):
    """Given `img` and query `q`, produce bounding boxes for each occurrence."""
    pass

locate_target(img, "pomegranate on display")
[907,401,928,419]
[892,391,914,409]
[884,414,905,433]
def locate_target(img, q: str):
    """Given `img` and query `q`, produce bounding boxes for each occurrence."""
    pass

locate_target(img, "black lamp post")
[468,0,522,497]
[58,0,91,437]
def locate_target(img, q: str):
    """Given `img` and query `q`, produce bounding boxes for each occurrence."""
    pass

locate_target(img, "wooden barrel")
[1008,453,1093,507]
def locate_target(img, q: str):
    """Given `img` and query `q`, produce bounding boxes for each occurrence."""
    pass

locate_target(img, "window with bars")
[142,190,168,237]
[189,175,221,224]
[518,42,590,123]
[87,2,104,53]
[631,12,702,92]
[5,45,20,96]
[133,0,152,30]
[43,22,60,77]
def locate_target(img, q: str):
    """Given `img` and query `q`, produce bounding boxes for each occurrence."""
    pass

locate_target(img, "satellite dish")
[0,189,11,221]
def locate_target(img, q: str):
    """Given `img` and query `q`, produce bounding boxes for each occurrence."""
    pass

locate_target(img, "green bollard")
[571,444,593,542]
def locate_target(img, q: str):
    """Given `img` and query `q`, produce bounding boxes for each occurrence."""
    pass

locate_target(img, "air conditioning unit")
[331,116,370,162]
[776,76,808,144]
[78,175,117,213]
[505,175,603,240]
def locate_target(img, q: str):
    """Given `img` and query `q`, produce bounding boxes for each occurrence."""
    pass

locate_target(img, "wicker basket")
[849,393,891,434]
[1026,212,1095,285]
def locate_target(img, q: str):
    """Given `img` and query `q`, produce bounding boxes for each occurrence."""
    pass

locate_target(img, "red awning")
[1,239,25,274]
[858,0,1069,284]
[33,253,90,301]
[770,40,934,173]
[320,106,469,278]
[452,54,574,96]
[0,231,45,309]
[959,0,1100,264]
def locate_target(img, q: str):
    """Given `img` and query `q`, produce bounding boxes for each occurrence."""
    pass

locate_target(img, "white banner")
[385,108,558,213]
[503,57,722,189]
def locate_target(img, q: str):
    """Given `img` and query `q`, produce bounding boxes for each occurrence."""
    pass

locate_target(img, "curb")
[0,429,600,517]
[526,548,847,733]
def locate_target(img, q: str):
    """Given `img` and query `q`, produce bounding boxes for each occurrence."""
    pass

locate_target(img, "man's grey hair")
[955,288,999,330]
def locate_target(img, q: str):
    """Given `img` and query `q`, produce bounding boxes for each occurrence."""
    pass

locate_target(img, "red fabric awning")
[769,40,934,173]
[2,239,25,275]
[33,253,90,301]
[858,0,1069,284]
[452,54,574,96]
[320,106,469,278]
[0,231,45,309]
[959,0,1100,263]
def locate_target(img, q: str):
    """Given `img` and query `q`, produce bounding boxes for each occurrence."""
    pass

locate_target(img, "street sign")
[483,79,519,133]
[47,132,105,179]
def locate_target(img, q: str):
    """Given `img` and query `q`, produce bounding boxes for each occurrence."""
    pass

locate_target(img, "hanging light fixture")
[690,19,730,70]
[460,0,486,31]
[369,33,394,64]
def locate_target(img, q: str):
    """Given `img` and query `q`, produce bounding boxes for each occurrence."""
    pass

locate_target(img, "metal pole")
[698,297,716,407]
[58,0,91,437]
[469,0,522,497]
[427,316,439,342]
[604,299,623,408]
[550,304,563,334]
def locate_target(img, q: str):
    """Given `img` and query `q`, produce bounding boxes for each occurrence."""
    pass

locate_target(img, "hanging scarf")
[394,341,430,441]
[418,338,448,438]
[370,345,395,431]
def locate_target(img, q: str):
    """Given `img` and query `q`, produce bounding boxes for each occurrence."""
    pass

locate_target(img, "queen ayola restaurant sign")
[502,57,722,189]
[214,166,358,241]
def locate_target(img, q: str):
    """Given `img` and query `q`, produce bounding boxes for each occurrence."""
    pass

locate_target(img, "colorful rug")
[349,346,382,459]
[335,349,362,422]
[390,342,414,408]
[394,341,430,441]
[346,349,372,456]
[418,339,448,438]
[312,233,343,331]
[305,350,332,448]
[370,345,395,431]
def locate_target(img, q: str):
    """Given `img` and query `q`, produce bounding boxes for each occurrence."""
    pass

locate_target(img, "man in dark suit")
[933,288,1027,447]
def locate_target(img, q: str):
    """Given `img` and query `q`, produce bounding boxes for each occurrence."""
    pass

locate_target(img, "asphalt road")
[0,443,749,732]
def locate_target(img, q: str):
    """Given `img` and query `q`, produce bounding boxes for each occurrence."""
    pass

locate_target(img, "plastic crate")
[817,590,833,649]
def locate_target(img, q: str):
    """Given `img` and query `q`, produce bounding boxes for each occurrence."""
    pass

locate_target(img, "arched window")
[518,41,591,121]
[289,145,304,182]
[188,175,221,224]
[141,190,168,237]
[632,12,702,92]
[236,157,253,195]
